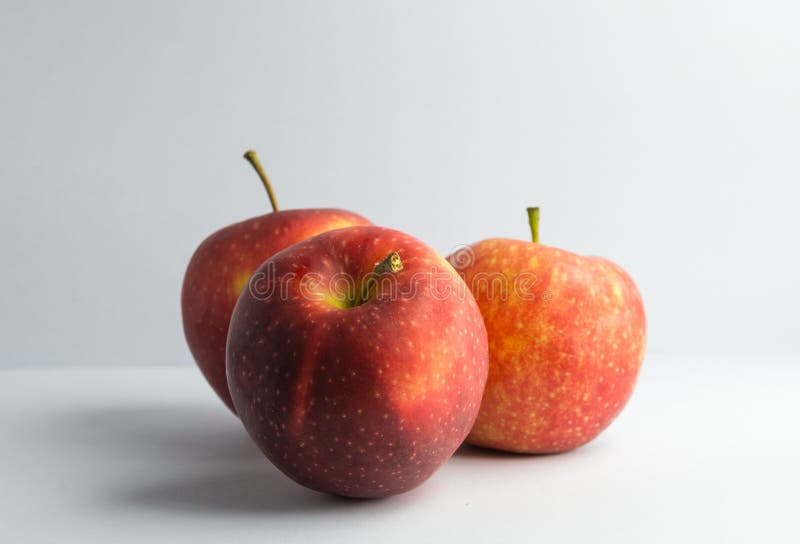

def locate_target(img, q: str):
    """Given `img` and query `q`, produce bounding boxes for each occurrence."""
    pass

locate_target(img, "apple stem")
[527,207,540,243]
[244,150,280,212]
[356,252,403,306]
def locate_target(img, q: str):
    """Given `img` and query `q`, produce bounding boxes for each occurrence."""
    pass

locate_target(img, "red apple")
[181,151,370,412]
[226,226,489,498]
[448,208,646,453]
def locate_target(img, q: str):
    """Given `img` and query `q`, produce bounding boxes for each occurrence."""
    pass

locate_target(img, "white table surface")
[2,354,798,543]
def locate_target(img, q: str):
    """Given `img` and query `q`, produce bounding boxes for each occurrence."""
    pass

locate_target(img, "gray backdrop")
[1,0,798,368]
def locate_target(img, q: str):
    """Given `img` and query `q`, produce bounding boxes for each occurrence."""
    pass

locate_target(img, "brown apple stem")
[243,150,280,212]
[527,207,540,243]
[356,252,403,306]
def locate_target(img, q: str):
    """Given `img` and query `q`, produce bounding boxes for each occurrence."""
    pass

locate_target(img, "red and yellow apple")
[449,208,646,453]
[181,151,370,412]
[226,226,489,497]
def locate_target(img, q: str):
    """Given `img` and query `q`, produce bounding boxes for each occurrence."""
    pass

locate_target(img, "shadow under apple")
[53,403,373,514]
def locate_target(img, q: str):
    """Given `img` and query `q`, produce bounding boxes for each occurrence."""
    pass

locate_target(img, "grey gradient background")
[1,0,798,369]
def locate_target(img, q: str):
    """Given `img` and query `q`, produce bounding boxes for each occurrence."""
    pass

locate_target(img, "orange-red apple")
[181,151,370,412]
[449,208,646,453]
[226,226,489,497]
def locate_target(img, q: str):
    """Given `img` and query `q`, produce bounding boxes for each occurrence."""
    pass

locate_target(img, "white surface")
[2,1,800,370]
[2,354,798,543]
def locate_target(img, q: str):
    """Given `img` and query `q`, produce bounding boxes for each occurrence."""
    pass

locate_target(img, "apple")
[448,208,646,453]
[181,151,370,412]
[226,226,489,498]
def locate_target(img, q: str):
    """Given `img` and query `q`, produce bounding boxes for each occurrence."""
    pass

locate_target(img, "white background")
[1,1,798,368]
[3,355,798,543]
[2,3,800,543]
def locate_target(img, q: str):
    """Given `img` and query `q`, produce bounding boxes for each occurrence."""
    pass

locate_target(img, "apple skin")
[449,239,646,453]
[181,209,371,413]
[226,226,489,498]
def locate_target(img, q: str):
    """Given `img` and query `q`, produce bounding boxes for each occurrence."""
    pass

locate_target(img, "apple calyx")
[353,251,403,307]
[527,206,540,243]
[243,149,280,212]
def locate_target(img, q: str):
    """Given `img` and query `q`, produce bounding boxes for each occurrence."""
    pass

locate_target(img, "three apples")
[182,153,645,498]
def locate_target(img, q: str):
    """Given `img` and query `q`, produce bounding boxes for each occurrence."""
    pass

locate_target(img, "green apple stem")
[244,150,280,212]
[355,252,403,306]
[527,207,540,243]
